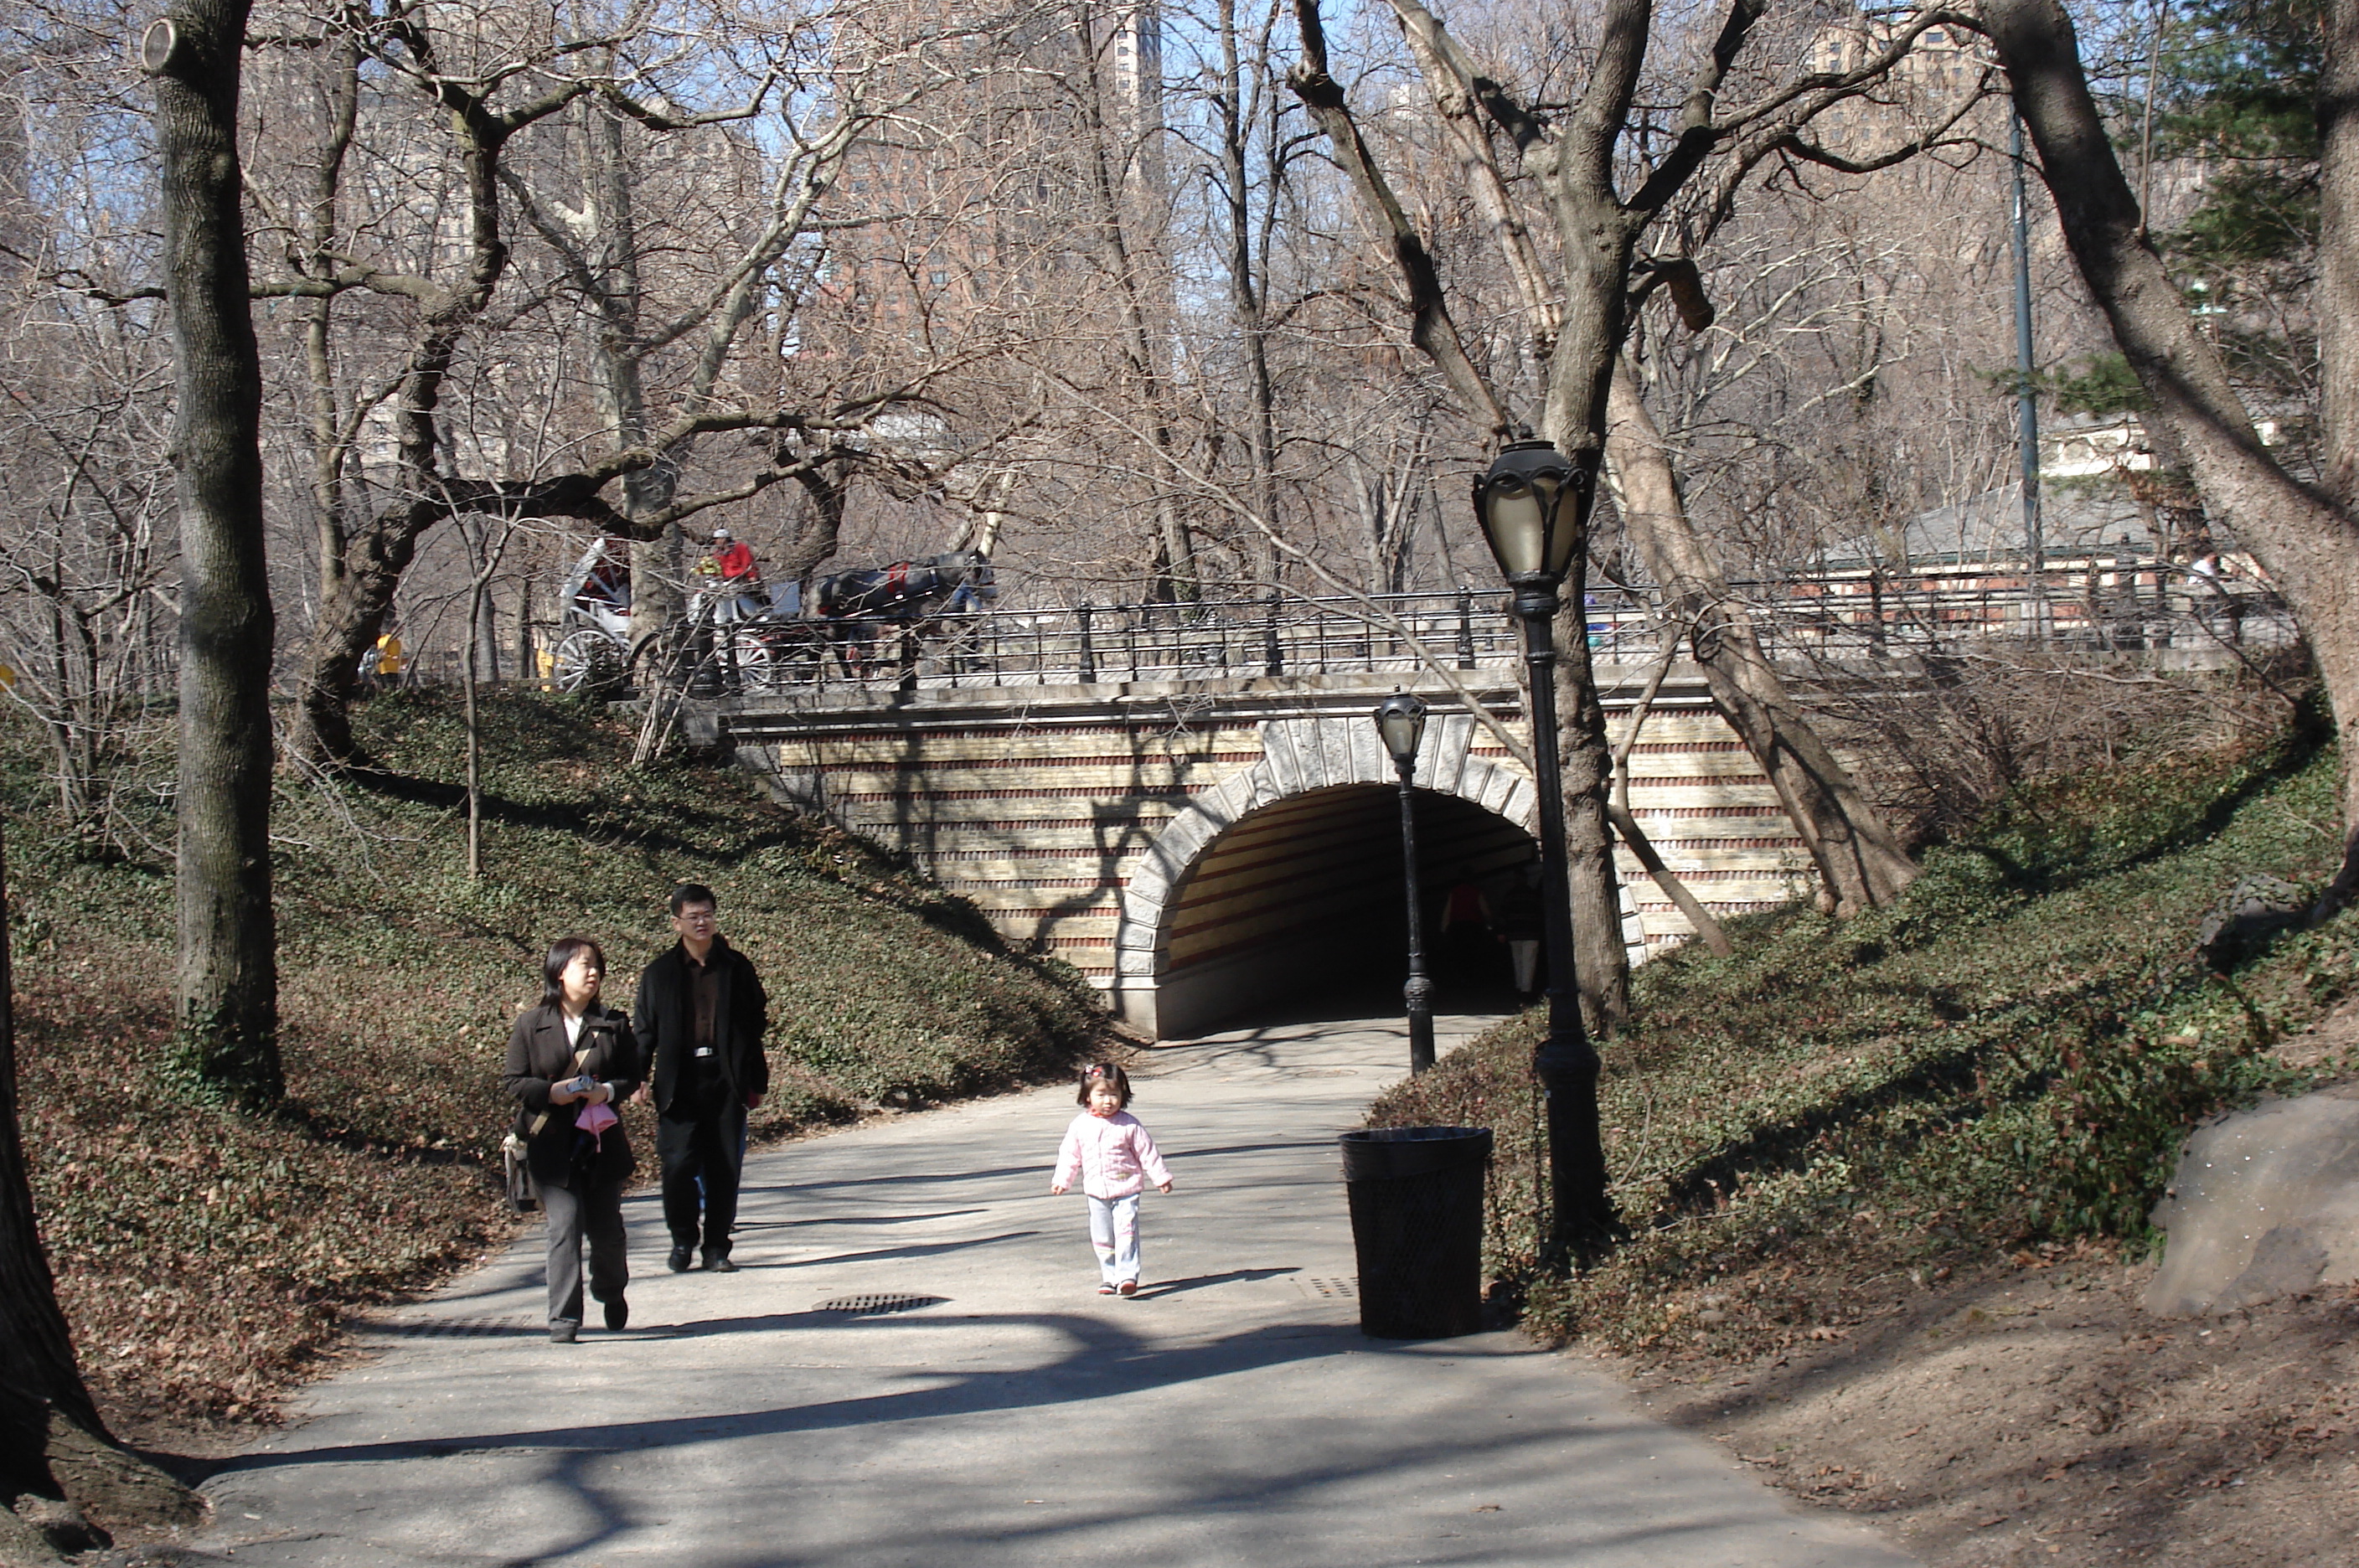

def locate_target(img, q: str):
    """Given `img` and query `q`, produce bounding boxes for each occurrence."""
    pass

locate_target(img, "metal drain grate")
[1298,1277,1357,1299]
[364,1316,537,1338]
[813,1293,945,1316]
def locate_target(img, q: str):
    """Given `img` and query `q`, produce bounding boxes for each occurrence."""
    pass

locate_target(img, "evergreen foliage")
[1373,717,2353,1349]
[2145,0,2320,413]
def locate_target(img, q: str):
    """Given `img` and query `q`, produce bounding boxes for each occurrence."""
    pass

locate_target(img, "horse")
[814,549,994,618]
[813,550,996,678]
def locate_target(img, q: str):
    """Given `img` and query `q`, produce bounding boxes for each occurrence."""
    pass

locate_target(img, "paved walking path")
[190,1014,1916,1567]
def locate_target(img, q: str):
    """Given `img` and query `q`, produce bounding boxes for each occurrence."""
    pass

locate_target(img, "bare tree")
[1200,0,1293,588]
[152,1,280,1103]
[1373,0,1939,917]
[1287,0,1635,1031]
[230,3,1003,763]
[0,347,174,856]
[1606,358,1920,914]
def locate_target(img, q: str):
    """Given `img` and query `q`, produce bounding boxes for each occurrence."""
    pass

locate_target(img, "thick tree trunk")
[774,463,849,588]
[1521,178,1639,1031]
[1607,363,1918,916]
[627,529,684,666]
[157,0,280,1103]
[1985,0,2359,905]
[1215,0,1283,588]
[1,828,202,1537]
[2322,0,2359,508]
[288,500,437,765]
[1554,590,1632,1036]
[0,825,91,1511]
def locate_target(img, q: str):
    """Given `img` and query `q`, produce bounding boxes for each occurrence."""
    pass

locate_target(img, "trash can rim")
[1340,1125,1491,1142]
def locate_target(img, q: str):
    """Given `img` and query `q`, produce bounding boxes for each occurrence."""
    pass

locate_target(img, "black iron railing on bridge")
[397,561,2294,695]
[648,562,2292,699]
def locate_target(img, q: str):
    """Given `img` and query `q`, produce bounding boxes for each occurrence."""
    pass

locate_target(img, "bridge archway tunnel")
[1141,784,1536,1039]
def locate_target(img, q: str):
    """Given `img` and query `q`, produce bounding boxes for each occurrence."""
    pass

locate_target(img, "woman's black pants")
[541,1178,627,1326]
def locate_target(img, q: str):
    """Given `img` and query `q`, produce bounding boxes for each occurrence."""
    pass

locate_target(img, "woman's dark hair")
[540,936,607,1009]
[1076,1061,1133,1108]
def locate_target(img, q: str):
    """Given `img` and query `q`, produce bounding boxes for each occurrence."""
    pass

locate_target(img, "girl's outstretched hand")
[1158,1181,1173,1193]
[1050,1183,1066,1195]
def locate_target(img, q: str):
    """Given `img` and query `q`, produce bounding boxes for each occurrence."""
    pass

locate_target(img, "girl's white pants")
[1086,1193,1142,1285]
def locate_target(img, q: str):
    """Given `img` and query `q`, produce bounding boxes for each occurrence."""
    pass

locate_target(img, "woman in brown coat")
[504,936,643,1343]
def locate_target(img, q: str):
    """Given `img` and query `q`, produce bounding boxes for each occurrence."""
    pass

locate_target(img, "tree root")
[42,1408,204,1533]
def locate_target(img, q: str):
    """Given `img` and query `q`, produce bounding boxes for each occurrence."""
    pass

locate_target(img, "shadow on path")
[1133,1266,1299,1300]
[214,1311,1363,1475]
[204,1310,1717,1567]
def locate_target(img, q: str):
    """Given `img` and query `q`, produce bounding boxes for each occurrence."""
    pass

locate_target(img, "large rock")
[2194,874,2309,970]
[2146,1085,2359,1316]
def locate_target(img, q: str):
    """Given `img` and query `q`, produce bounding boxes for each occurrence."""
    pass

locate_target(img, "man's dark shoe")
[667,1246,693,1273]
[702,1251,739,1273]
[550,1320,579,1344]
[603,1297,629,1332]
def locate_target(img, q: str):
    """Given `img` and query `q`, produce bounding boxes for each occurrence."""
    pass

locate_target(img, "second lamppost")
[1472,436,1618,1261]
[1375,691,1436,1075]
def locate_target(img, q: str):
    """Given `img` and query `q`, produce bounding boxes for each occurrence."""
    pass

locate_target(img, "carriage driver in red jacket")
[700,527,769,622]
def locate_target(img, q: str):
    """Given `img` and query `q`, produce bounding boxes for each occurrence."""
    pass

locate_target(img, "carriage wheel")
[627,628,682,696]
[719,627,777,693]
[553,628,624,693]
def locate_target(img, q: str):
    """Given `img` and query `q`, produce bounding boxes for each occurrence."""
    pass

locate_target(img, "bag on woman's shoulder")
[502,1035,597,1215]
[502,1132,539,1214]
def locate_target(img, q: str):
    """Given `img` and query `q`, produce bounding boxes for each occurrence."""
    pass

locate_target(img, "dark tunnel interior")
[1154,784,1539,1032]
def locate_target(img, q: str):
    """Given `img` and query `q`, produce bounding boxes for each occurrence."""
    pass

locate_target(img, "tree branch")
[1288,0,1517,435]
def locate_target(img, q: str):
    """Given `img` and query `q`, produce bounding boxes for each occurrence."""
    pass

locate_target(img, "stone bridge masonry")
[708,663,1817,1039]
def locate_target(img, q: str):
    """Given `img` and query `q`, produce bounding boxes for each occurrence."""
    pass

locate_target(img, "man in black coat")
[635,883,770,1272]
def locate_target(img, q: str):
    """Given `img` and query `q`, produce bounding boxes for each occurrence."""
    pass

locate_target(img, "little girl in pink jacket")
[1050,1063,1172,1297]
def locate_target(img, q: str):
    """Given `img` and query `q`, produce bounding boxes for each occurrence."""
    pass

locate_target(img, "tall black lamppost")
[1471,437,1618,1261]
[1375,691,1436,1075]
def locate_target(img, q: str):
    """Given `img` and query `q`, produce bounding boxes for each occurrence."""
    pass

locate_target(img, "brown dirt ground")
[1598,1014,2359,1567]
[1607,1256,2359,1565]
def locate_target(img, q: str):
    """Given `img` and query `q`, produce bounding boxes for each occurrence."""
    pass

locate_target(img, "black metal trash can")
[1340,1125,1492,1339]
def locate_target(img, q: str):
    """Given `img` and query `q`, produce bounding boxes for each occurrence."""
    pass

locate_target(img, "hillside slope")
[1373,722,2359,1564]
[6,690,1106,1439]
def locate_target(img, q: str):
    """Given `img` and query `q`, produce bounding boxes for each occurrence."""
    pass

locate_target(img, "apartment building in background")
[818,1,1167,355]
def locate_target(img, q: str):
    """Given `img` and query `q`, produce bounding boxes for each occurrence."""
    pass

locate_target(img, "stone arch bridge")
[691,580,2272,1038]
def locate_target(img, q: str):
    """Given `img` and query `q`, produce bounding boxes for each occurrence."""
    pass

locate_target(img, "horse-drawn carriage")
[551,538,996,694]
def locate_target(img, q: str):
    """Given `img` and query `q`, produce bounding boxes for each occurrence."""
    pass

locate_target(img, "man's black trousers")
[658,1090,746,1257]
